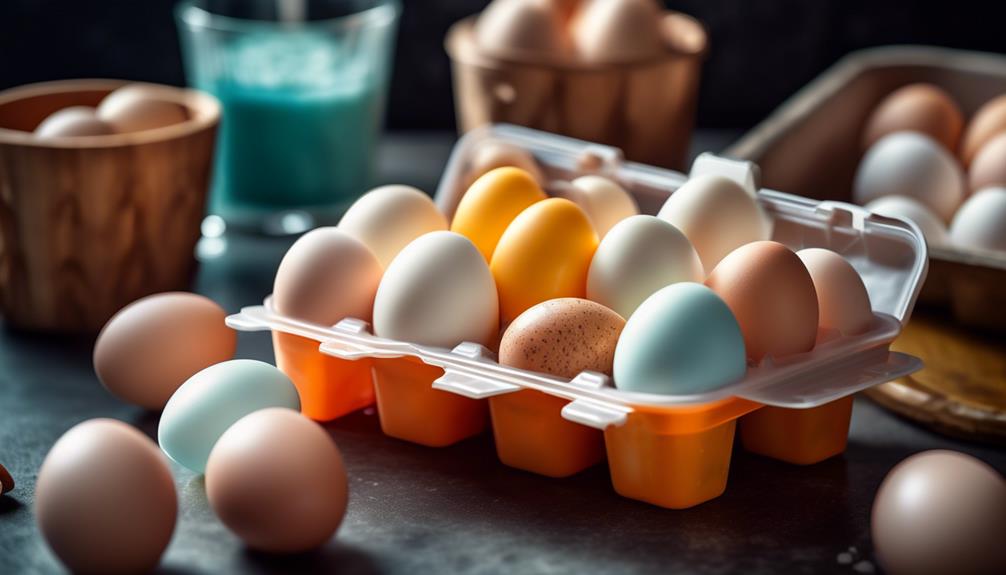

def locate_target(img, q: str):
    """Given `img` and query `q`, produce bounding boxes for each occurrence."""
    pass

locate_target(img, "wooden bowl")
[0,79,220,333]
[445,12,707,170]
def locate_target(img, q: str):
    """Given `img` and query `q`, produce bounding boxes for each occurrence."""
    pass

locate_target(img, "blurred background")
[4,0,1006,131]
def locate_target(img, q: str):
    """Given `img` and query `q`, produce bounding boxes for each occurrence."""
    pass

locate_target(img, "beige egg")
[463,140,546,188]
[796,248,873,338]
[272,227,383,325]
[36,419,177,575]
[93,292,237,410]
[706,241,819,363]
[658,174,771,274]
[968,132,1006,192]
[563,175,639,238]
[861,84,964,151]
[34,106,115,137]
[500,298,624,378]
[206,408,348,553]
[97,84,188,133]
[960,94,1006,167]
[476,0,570,61]
[571,0,665,64]
[338,185,447,268]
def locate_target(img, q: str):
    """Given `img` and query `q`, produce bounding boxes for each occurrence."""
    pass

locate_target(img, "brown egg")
[872,450,1006,575]
[94,292,237,410]
[273,227,383,325]
[706,241,819,363]
[206,408,348,553]
[463,140,546,189]
[499,298,625,379]
[571,0,665,64]
[97,84,188,133]
[960,94,1006,167]
[797,248,874,337]
[862,84,963,151]
[968,132,1006,192]
[34,106,115,137]
[475,0,570,61]
[0,462,13,494]
[36,419,177,575]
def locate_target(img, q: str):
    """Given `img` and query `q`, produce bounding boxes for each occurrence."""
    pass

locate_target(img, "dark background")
[2,1,1006,129]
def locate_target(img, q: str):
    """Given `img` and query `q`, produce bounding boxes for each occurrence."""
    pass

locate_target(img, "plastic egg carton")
[227,124,928,509]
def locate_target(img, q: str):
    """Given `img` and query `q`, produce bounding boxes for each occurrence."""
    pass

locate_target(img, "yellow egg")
[450,167,546,262]
[491,198,598,325]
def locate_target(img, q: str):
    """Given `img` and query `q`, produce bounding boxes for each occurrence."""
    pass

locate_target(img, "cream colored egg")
[657,174,771,274]
[476,0,570,61]
[97,84,188,133]
[854,132,965,222]
[587,215,702,318]
[374,231,499,348]
[338,185,447,268]
[463,140,546,188]
[571,0,665,64]
[35,106,115,137]
[797,248,874,337]
[865,195,949,246]
[968,132,1006,193]
[949,187,1006,253]
[564,175,639,238]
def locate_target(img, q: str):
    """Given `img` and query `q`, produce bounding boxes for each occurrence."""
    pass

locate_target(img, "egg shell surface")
[158,359,301,473]
[491,197,599,325]
[36,419,177,575]
[864,195,949,246]
[462,140,546,188]
[566,175,639,238]
[338,185,447,268]
[968,132,1006,193]
[571,0,665,64]
[613,282,746,395]
[272,227,383,325]
[93,292,237,411]
[797,248,874,338]
[97,84,188,133]
[861,83,963,151]
[451,166,547,262]
[373,231,499,348]
[960,94,1006,167]
[476,0,570,61]
[706,241,819,364]
[587,215,702,319]
[34,106,115,137]
[206,408,348,554]
[499,298,625,379]
[949,187,1006,252]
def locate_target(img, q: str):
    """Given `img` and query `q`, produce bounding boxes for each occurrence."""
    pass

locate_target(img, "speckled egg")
[499,298,625,379]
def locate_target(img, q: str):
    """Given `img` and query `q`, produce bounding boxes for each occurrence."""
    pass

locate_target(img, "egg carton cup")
[228,125,928,509]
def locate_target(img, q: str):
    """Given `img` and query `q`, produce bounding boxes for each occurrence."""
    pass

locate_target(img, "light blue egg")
[613,283,746,395]
[158,359,300,473]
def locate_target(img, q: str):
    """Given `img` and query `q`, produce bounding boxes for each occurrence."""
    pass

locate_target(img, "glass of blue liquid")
[176,0,400,234]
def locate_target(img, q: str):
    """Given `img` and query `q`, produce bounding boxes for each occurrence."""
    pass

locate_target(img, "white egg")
[338,185,447,268]
[949,187,1006,253]
[865,195,949,247]
[97,84,188,133]
[587,215,702,318]
[657,174,771,274]
[564,175,639,238]
[35,106,115,138]
[373,231,499,349]
[854,132,965,222]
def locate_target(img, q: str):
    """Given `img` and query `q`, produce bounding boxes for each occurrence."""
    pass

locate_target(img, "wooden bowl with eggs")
[445,1,707,171]
[0,79,220,333]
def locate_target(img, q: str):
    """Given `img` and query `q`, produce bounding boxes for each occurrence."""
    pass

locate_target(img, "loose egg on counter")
[571,0,665,64]
[206,408,348,554]
[491,198,599,325]
[452,167,547,261]
[853,132,965,222]
[463,140,546,188]
[967,132,1006,192]
[36,419,177,575]
[706,241,819,364]
[96,84,188,133]
[949,187,1006,253]
[34,106,115,137]
[861,84,963,151]
[563,175,639,238]
[476,0,570,61]
[871,450,1006,575]
[796,249,874,338]
[338,185,447,268]
[373,231,499,348]
[865,195,949,246]
[499,298,625,378]
[158,359,300,473]
[587,215,702,318]
[613,283,746,395]
[960,94,1006,167]
[93,292,237,411]
[272,227,383,325]
[657,174,770,274]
